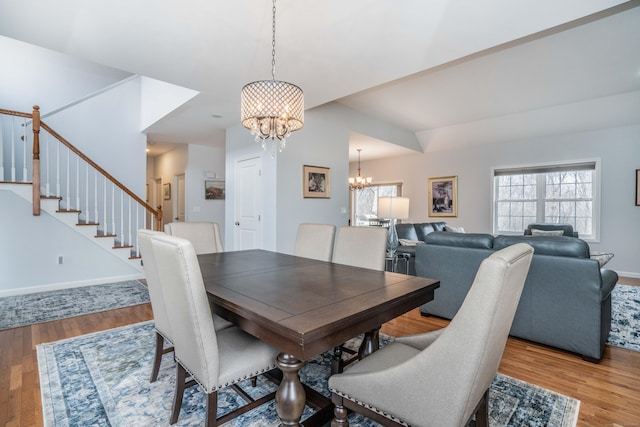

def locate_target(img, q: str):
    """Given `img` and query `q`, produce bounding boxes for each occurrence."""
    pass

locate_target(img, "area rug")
[606,284,640,352]
[37,321,580,427]
[0,280,149,330]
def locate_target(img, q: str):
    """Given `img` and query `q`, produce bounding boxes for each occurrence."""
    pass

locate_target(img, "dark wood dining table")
[198,249,439,427]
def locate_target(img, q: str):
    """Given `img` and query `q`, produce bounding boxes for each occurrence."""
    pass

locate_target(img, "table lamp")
[377,196,410,256]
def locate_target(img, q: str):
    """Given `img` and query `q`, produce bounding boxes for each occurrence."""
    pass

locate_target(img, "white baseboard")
[0,274,145,297]
[617,271,640,279]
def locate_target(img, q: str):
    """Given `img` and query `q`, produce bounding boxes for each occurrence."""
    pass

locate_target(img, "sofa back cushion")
[413,222,445,240]
[424,231,494,249]
[396,223,419,241]
[524,223,577,237]
[493,235,590,258]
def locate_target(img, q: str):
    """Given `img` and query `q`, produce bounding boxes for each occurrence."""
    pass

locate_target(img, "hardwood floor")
[1,277,638,427]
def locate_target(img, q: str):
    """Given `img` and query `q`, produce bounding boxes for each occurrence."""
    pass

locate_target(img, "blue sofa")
[394,222,448,275]
[415,231,618,362]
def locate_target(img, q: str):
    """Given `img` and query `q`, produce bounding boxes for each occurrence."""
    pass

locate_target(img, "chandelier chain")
[271,0,277,81]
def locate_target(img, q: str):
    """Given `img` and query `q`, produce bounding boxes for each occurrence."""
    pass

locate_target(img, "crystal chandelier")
[349,149,373,191]
[241,0,304,153]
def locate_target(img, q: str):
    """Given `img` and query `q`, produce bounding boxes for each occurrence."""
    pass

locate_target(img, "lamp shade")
[378,197,410,220]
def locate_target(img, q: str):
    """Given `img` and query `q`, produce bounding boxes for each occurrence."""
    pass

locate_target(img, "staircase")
[1,106,162,272]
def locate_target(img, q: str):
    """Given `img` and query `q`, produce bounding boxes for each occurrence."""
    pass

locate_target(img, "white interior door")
[234,156,262,250]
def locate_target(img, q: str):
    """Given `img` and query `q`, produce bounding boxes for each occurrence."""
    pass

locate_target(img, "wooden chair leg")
[474,389,489,427]
[331,394,349,427]
[170,364,187,425]
[150,332,164,383]
[205,391,218,427]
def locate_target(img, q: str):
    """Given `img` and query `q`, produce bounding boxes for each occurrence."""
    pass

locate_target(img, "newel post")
[156,205,163,231]
[32,105,41,216]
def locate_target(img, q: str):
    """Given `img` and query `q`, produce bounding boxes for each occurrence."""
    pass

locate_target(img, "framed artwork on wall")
[303,165,331,198]
[205,180,225,200]
[163,183,171,200]
[428,176,457,217]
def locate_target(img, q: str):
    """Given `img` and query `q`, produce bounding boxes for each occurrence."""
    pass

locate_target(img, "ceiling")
[0,0,639,161]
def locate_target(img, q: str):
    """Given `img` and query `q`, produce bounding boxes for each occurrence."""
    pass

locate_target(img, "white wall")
[224,102,419,254]
[0,190,140,295]
[45,78,147,195]
[358,125,640,277]
[150,145,188,226]
[186,144,226,238]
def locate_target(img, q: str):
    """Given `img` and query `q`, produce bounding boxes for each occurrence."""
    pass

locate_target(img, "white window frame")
[491,159,600,242]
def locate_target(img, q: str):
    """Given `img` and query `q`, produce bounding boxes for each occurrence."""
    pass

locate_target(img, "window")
[351,183,402,226]
[493,161,598,240]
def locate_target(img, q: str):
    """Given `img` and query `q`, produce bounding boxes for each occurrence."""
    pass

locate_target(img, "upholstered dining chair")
[333,226,387,271]
[164,221,224,254]
[150,234,280,426]
[293,223,336,261]
[332,226,388,372]
[328,243,534,427]
[137,229,232,384]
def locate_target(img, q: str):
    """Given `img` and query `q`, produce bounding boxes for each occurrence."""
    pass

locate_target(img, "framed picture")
[636,169,640,206]
[303,165,331,198]
[163,183,171,200]
[205,180,225,200]
[428,176,457,217]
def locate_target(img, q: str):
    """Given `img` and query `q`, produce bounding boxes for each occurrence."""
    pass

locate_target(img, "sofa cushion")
[524,223,577,237]
[395,223,419,241]
[398,239,421,246]
[493,235,590,258]
[414,222,447,241]
[444,225,466,233]
[424,231,494,249]
[530,229,564,236]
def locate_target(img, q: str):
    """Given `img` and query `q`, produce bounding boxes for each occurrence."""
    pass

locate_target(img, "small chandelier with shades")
[349,149,373,191]
[241,0,304,153]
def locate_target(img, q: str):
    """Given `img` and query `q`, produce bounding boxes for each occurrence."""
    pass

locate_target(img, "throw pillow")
[590,252,614,267]
[444,225,465,233]
[398,239,421,246]
[530,229,564,236]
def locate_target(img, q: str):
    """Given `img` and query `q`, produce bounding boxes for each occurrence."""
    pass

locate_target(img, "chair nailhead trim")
[330,388,410,426]
[176,358,277,394]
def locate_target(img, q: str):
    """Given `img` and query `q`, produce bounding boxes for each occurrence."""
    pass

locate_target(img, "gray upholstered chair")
[328,243,534,427]
[150,234,280,426]
[293,223,336,262]
[333,226,387,271]
[137,229,232,384]
[164,221,224,254]
[332,226,388,372]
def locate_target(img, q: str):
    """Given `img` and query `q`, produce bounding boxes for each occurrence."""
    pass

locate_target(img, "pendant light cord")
[271,0,277,81]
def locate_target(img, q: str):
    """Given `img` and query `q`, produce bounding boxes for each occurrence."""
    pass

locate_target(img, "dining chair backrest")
[333,226,387,271]
[293,223,336,262]
[164,221,224,254]
[328,243,534,427]
[150,234,221,389]
[137,229,172,341]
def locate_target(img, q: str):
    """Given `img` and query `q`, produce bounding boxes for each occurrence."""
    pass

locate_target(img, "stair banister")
[40,120,162,230]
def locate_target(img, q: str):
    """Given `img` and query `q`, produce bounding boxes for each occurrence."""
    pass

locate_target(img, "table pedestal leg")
[358,327,380,359]
[275,352,306,426]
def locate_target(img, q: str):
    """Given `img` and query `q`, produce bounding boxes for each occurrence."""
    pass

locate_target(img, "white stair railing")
[0,106,163,257]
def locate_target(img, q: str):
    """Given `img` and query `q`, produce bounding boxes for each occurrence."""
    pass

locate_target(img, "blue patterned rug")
[37,321,580,427]
[606,284,640,352]
[0,280,149,330]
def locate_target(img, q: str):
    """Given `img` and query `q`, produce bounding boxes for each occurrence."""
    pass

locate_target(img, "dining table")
[198,249,440,427]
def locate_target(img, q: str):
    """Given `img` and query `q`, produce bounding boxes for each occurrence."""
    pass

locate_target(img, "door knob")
[235,221,240,226]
